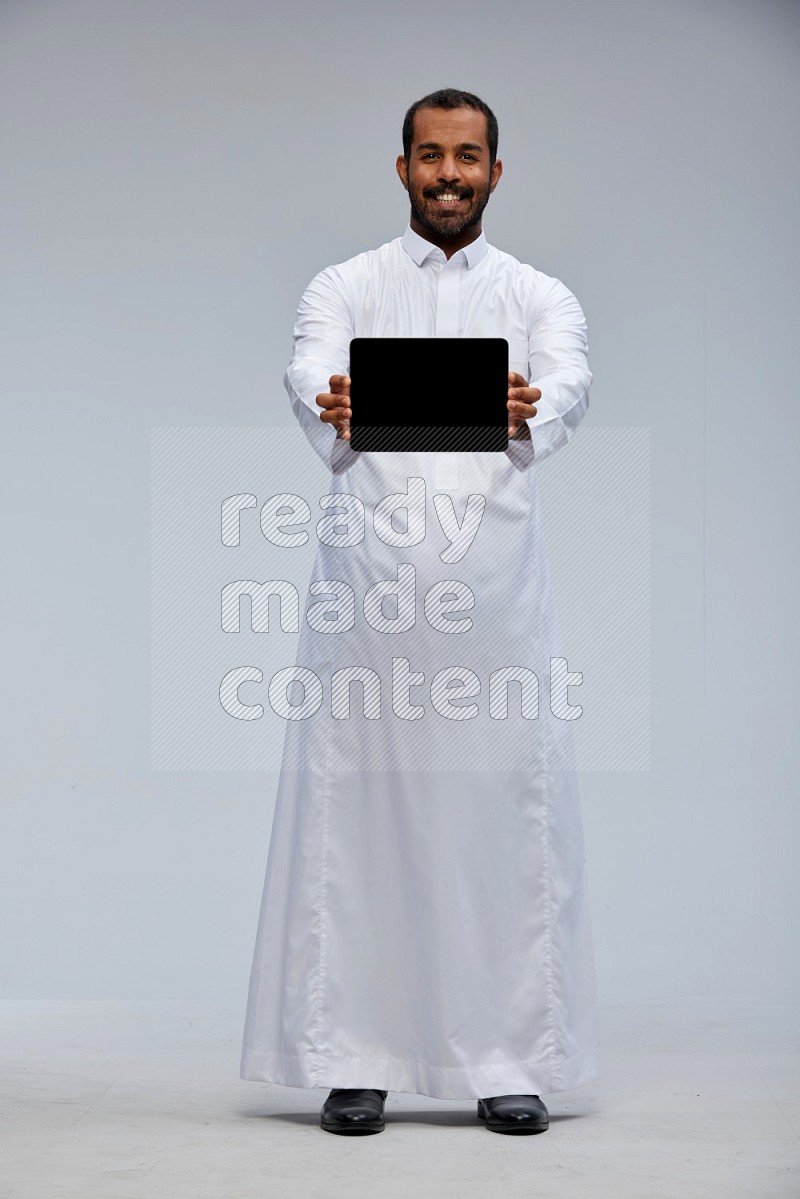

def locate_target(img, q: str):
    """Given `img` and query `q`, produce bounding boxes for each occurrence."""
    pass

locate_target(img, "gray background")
[1,0,798,1017]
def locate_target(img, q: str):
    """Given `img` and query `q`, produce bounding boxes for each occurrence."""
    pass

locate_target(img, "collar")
[401,223,489,269]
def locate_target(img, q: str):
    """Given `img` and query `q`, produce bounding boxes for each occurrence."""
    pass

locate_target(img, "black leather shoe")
[477,1094,549,1134]
[320,1088,388,1135]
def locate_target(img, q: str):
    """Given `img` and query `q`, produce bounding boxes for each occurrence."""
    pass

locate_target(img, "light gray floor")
[2,995,798,1198]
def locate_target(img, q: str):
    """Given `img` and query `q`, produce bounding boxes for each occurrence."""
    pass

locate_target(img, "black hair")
[402,88,498,166]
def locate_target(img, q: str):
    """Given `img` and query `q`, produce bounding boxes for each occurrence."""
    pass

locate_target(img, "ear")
[489,158,503,193]
[396,154,409,190]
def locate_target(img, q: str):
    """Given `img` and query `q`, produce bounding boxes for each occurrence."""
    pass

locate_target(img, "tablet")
[348,337,509,452]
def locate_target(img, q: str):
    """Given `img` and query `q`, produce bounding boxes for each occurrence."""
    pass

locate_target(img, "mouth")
[429,191,469,208]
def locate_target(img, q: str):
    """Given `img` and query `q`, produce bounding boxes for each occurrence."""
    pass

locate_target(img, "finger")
[318,397,351,424]
[508,371,528,387]
[330,374,351,394]
[508,386,542,400]
[507,400,538,419]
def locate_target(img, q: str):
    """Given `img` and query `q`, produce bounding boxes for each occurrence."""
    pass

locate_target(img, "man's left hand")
[507,371,541,440]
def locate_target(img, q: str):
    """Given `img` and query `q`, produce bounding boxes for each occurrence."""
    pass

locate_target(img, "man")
[241,88,600,1136]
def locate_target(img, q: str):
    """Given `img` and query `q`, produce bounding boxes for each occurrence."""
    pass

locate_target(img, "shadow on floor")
[238,1108,591,1128]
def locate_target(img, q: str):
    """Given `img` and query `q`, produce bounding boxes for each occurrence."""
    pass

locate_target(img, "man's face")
[396,106,502,241]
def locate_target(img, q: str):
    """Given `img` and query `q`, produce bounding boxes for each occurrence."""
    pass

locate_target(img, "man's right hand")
[316,374,351,440]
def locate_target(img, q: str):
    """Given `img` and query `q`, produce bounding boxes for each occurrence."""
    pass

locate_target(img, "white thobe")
[240,223,601,1100]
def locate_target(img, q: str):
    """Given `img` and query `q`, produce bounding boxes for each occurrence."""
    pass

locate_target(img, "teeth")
[436,194,461,203]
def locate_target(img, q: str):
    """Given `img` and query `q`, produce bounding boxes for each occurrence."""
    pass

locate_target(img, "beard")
[408,178,492,240]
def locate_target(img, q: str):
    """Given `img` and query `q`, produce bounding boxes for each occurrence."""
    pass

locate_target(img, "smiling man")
[401,105,501,245]
[241,87,600,1138]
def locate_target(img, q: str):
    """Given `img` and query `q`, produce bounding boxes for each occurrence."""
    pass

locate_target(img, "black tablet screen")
[348,337,509,452]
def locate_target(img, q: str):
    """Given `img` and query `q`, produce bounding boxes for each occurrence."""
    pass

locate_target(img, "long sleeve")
[283,266,363,476]
[507,276,592,472]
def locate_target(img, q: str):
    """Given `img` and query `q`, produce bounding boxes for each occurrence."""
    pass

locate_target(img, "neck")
[409,215,483,260]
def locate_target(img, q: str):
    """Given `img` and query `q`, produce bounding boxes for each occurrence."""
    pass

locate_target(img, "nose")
[437,156,462,182]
